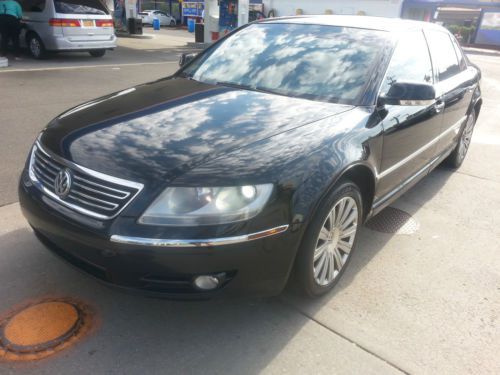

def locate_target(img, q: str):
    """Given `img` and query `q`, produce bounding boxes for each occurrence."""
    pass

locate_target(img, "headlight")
[138,184,273,226]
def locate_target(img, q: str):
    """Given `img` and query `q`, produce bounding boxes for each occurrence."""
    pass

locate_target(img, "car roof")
[260,15,448,33]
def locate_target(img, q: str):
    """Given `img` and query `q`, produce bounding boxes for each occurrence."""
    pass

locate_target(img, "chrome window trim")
[378,115,466,179]
[28,141,144,220]
[110,225,289,248]
[399,99,436,106]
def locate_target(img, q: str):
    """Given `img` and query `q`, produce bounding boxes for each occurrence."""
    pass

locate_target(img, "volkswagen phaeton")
[19,16,482,298]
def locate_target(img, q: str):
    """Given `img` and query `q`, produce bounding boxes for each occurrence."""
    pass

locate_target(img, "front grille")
[29,142,143,219]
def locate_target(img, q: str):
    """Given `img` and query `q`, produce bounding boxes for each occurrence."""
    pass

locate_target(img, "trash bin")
[128,18,143,34]
[195,23,204,43]
[187,18,195,33]
[153,18,160,31]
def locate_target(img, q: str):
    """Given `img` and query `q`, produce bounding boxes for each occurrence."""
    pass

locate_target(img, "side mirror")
[179,53,197,67]
[378,82,436,106]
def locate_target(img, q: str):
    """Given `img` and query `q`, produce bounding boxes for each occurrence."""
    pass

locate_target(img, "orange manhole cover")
[0,298,93,361]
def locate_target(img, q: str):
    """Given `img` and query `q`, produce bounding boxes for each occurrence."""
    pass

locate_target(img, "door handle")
[434,100,445,113]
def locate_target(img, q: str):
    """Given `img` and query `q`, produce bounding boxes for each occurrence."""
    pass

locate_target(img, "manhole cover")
[366,207,419,234]
[0,298,93,361]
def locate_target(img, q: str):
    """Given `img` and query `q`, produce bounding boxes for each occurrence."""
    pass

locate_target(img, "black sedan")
[19,16,482,298]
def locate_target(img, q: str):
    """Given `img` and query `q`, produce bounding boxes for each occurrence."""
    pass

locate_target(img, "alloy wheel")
[30,38,41,58]
[458,114,475,162]
[313,196,358,286]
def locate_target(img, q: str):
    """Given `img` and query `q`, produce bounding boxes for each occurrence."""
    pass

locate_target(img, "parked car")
[18,0,116,59]
[19,16,481,299]
[139,10,176,26]
[249,9,266,22]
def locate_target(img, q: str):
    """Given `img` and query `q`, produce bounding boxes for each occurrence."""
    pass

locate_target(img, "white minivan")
[19,0,116,59]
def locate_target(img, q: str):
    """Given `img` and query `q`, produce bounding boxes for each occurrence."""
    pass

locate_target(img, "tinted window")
[451,37,467,71]
[182,23,388,104]
[380,30,433,95]
[426,31,461,81]
[55,0,108,15]
[19,0,46,12]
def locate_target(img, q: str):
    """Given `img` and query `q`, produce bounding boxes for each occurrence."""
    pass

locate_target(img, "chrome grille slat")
[70,190,119,209]
[34,156,59,175]
[29,142,144,220]
[68,194,117,211]
[33,163,56,185]
[36,151,61,171]
[72,182,128,200]
[73,175,130,198]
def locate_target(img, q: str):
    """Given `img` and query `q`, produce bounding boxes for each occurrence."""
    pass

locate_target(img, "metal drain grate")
[0,298,93,361]
[366,207,419,235]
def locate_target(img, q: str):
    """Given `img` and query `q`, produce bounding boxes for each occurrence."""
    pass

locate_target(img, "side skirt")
[368,143,456,219]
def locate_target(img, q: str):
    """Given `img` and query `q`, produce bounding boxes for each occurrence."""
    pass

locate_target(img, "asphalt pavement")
[0,31,499,374]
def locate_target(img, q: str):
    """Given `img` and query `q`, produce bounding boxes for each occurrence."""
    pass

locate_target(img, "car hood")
[40,77,353,185]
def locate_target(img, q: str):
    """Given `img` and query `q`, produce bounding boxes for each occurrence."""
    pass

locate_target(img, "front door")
[376,30,443,201]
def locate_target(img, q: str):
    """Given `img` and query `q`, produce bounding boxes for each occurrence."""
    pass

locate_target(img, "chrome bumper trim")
[110,225,289,248]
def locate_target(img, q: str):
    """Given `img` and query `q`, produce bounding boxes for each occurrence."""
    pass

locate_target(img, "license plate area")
[82,20,94,27]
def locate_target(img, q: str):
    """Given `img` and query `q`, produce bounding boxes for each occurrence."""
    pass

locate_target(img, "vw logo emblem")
[54,169,72,198]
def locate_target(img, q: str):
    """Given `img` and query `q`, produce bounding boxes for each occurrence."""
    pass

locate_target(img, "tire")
[444,109,476,169]
[170,20,175,27]
[89,49,106,58]
[294,180,363,297]
[27,33,46,59]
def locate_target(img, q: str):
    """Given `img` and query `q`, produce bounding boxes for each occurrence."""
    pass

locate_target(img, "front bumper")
[19,171,299,299]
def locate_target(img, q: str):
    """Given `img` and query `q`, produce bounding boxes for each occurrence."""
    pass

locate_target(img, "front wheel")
[89,49,106,58]
[170,20,176,27]
[294,181,363,297]
[445,109,476,168]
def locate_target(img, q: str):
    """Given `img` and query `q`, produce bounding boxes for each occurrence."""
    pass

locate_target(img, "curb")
[186,42,211,49]
[462,47,500,57]
[115,33,154,39]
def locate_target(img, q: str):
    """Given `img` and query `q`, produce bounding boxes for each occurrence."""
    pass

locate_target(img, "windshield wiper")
[215,82,292,99]
[254,86,288,97]
[215,81,255,90]
[178,72,196,80]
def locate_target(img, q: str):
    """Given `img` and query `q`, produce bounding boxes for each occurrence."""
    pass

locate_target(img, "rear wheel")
[170,20,175,27]
[445,109,476,168]
[27,34,46,59]
[294,181,362,297]
[89,49,106,58]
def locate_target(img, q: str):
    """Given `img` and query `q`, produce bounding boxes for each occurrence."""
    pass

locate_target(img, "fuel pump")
[204,0,249,42]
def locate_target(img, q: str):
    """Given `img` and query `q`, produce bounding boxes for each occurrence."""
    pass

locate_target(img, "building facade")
[261,0,404,18]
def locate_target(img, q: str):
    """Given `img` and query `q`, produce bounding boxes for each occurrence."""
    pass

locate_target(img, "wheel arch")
[473,97,482,118]
[339,163,376,222]
[25,30,39,44]
[301,161,377,231]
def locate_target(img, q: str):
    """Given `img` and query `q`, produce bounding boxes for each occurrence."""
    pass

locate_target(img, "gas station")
[111,0,259,40]
[202,0,249,42]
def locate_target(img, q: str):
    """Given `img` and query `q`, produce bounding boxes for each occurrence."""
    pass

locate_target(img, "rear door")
[18,0,48,44]
[425,30,477,153]
[55,0,113,40]
[138,11,150,24]
[377,30,443,200]
[156,11,169,25]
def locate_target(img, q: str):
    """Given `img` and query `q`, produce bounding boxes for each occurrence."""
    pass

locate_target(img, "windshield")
[55,0,108,15]
[181,23,388,104]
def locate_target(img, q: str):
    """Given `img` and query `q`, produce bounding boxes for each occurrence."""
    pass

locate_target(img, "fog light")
[193,275,221,290]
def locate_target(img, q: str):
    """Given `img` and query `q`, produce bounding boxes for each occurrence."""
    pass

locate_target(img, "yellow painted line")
[0,61,178,73]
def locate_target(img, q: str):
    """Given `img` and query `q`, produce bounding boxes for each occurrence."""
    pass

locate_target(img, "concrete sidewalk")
[117,28,195,50]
